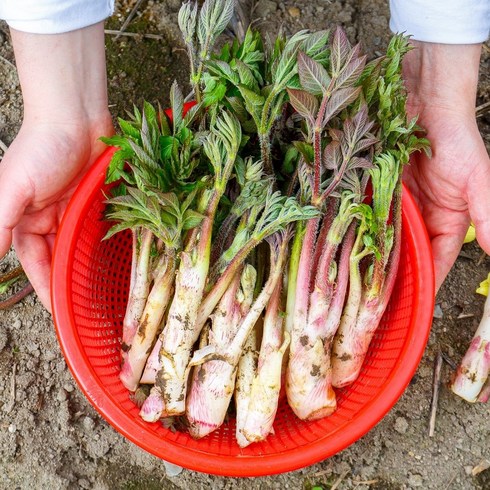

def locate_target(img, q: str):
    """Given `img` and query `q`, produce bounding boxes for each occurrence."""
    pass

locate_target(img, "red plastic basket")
[51,146,434,477]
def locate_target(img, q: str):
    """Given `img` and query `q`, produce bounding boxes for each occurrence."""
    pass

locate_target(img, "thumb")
[466,148,490,255]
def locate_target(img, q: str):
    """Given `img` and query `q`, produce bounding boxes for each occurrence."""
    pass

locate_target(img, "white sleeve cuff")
[0,1,114,34]
[390,0,490,44]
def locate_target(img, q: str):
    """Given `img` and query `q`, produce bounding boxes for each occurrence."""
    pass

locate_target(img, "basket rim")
[51,147,435,477]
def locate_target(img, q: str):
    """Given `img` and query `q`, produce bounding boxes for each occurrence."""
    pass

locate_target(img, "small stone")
[163,460,184,477]
[57,389,67,402]
[78,479,91,489]
[287,6,301,18]
[394,416,409,434]
[63,383,74,393]
[433,304,443,319]
[82,416,95,432]
[256,0,277,17]
[464,465,473,476]
[8,424,16,433]
[408,474,423,487]
[12,319,21,330]
[44,350,57,362]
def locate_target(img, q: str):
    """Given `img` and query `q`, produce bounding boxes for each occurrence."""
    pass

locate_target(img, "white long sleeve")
[390,0,490,44]
[0,0,114,34]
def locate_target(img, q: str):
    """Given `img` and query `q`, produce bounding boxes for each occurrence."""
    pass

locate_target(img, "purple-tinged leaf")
[348,156,374,170]
[336,55,367,89]
[287,88,318,123]
[298,51,330,96]
[322,86,361,125]
[322,140,342,170]
[351,105,374,134]
[353,137,378,155]
[330,27,351,75]
[328,128,343,142]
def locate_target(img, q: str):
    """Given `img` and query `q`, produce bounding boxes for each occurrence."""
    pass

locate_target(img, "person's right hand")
[0,22,113,312]
[0,115,112,311]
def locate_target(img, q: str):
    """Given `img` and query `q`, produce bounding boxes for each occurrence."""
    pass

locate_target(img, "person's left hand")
[401,41,490,292]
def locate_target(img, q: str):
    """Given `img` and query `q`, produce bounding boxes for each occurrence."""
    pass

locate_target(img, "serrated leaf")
[170,81,184,133]
[198,0,236,54]
[293,141,314,164]
[336,54,367,89]
[287,88,318,124]
[349,156,374,170]
[178,1,198,44]
[298,51,330,96]
[330,26,351,75]
[203,80,227,107]
[237,85,264,127]
[322,140,341,170]
[118,118,140,140]
[183,209,205,230]
[322,86,361,125]
[206,59,240,84]
[235,59,258,90]
[302,30,329,59]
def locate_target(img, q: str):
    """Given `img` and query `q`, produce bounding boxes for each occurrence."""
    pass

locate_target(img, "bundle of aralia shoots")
[101,0,429,446]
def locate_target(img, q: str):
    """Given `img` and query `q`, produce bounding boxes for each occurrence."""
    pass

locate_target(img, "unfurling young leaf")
[178,1,198,45]
[170,81,184,133]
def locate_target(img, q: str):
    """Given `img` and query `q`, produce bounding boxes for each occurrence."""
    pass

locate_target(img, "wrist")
[402,41,481,116]
[10,22,109,125]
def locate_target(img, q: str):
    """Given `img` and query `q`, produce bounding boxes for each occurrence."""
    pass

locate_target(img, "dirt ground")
[1,1,489,489]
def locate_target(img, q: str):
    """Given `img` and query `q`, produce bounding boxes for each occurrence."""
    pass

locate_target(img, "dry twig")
[117,0,146,39]
[429,351,443,437]
[476,100,490,117]
[331,470,349,490]
[0,138,8,153]
[0,54,16,71]
[104,29,164,40]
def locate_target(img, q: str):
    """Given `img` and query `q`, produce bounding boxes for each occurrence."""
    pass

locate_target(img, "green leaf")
[293,141,314,164]
[118,118,140,140]
[235,59,258,90]
[178,0,198,45]
[160,135,177,160]
[237,85,264,127]
[183,209,205,230]
[203,80,227,107]
[170,80,184,133]
[105,149,130,184]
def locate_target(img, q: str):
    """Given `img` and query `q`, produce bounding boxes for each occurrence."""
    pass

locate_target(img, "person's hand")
[401,41,490,292]
[0,22,113,312]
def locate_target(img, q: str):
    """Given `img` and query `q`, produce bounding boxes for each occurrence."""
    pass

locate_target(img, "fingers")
[466,150,490,256]
[431,231,467,294]
[12,229,54,313]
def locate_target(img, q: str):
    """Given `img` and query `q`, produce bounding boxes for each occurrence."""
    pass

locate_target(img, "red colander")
[51,146,434,477]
